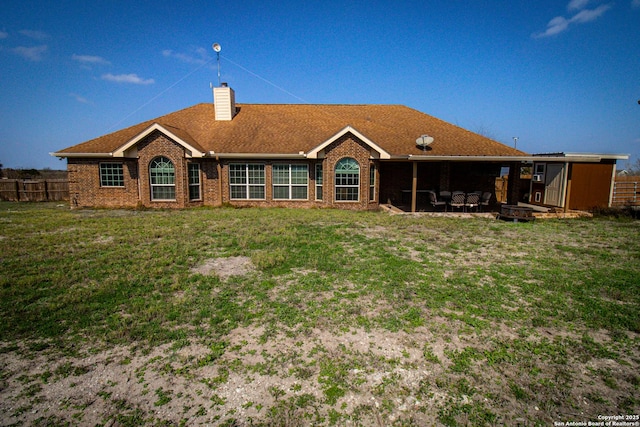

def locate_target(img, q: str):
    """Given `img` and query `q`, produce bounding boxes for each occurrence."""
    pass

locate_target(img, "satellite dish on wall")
[212,43,221,52]
[416,135,434,148]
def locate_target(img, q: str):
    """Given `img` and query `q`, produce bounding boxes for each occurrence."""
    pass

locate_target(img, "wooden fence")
[494,174,531,204]
[0,179,69,202]
[612,176,640,206]
[494,176,508,203]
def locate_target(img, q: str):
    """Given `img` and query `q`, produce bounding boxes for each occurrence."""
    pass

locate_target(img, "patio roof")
[406,153,629,163]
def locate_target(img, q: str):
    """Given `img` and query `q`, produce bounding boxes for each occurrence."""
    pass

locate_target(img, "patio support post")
[506,162,520,205]
[411,161,418,213]
[439,161,450,192]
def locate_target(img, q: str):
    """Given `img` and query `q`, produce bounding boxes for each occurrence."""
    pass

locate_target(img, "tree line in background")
[620,159,640,176]
[0,162,67,180]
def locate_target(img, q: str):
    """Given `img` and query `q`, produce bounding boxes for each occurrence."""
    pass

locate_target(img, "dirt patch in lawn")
[190,256,256,280]
[0,328,440,426]
[1,323,638,426]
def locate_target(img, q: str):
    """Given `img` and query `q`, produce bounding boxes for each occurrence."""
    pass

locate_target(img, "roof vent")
[213,84,236,121]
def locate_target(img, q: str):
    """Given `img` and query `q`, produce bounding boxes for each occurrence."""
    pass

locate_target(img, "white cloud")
[162,47,211,65]
[533,2,612,38]
[101,73,155,85]
[19,29,49,40]
[568,0,590,10]
[534,16,570,38]
[72,54,111,66]
[11,45,48,61]
[569,4,612,22]
[69,93,91,104]
[0,30,8,39]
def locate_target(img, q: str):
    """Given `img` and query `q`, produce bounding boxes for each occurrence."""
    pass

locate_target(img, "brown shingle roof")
[56,103,528,157]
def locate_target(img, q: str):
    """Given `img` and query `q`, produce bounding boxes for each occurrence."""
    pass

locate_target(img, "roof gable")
[112,123,206,158]
[306,126,391,159]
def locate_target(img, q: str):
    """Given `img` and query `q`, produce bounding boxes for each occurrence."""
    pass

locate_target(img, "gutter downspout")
[136,162,141,204]
[216,155,223,207]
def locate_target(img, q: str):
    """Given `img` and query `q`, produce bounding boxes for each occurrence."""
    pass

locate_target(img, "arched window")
[150,156,175,200]
[334,157,359,201]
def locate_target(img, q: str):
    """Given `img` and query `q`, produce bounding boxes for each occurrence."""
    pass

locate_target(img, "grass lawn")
[0,202,638,426]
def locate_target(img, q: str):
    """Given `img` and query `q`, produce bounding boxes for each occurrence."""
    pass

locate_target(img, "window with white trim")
[335,157,360,201]
[99,163,124,187]
[369,164,376,201]
[273,164,308,200]
[150,157,175,200]
[315,163,323,201]
[188,163,201,201]
[229,164,265,199]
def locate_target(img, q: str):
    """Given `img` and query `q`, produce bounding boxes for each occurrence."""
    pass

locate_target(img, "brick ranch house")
[53,85,538,211]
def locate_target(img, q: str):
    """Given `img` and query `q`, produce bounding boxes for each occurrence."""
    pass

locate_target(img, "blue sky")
[1,0,639,170]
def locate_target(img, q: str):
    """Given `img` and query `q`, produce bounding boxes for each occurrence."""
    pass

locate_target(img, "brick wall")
[137,131,189,208]
[201,161,220,206]
[217,160,325,209]
[67,159,139,208]
[323,134,378,210]
[214,134,379,210]
[66,131,381,210]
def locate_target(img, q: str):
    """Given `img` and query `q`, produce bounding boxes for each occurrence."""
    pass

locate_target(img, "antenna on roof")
[212,43,222,86]
[512,137,519,149]
[416,135,434,151]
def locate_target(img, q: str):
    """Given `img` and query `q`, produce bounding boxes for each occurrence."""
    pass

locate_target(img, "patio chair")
[465,192,480,212]
[479,192,492,212]
[428,191,447,212]
[439,191,451,203]
[449,191,465,212]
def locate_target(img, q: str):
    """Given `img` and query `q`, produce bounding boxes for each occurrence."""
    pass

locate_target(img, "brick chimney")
[213,83,236,121]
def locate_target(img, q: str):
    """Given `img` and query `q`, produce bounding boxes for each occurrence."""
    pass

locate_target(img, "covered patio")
[378,159,526,213]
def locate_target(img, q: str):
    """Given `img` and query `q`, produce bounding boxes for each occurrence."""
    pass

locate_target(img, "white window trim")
[306,126,391,160]
[99,162,125,188]
[273,164,309,200]
[229,163,266,200]
[188,163,201,201]
[149,157,176,201]
[369,164,376,202]
[315,163,323,201]
[334,158,360,202]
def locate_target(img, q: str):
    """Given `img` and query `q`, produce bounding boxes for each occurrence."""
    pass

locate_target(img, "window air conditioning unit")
[532,174,543,183]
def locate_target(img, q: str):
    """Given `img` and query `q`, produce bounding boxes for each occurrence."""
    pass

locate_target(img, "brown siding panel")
[568,163,614,210]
